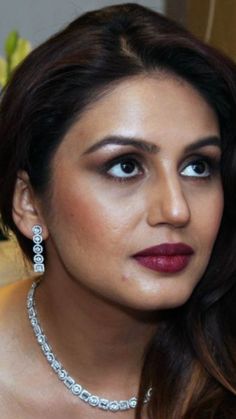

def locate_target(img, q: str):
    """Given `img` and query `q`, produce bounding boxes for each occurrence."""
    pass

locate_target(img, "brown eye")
[120,161,136,174]
[192,161,207,175]
[181,159,211,178]
[106,157,143,180]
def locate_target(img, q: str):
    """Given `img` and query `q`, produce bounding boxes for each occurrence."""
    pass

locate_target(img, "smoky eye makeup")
[84,144,222,184]
[95,151,146,182]
[179,152,221,180]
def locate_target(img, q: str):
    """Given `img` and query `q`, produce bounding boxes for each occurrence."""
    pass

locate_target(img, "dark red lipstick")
[132,243,194,273]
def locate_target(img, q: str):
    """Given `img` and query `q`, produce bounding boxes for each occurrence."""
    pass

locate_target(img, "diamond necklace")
[27,279,152,413]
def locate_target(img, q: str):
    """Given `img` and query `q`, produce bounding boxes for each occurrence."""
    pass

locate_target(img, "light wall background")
[0,0,166,54]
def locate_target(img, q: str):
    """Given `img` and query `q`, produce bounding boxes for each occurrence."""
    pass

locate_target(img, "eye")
[105,155,144,181]
[180,158,212,178]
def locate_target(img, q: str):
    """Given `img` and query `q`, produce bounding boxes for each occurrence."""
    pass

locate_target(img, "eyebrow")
[82,135,221,155]
[82,136,159,155]
[184,136,221,152]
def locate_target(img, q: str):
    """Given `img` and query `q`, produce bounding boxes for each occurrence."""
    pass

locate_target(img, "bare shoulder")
[0,279,35,417]
[0,278,71,418]
[0,382,28,419]
[0,277,38,374]
[0,382,53,419]
[0,277,34,369]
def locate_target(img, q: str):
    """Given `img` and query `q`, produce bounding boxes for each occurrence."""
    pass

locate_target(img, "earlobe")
[12,171,48,240]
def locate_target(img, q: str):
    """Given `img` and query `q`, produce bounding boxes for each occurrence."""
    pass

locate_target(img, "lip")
[132,243,194,273]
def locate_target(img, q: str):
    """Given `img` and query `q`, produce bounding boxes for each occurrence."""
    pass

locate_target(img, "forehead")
[58,74,219,155]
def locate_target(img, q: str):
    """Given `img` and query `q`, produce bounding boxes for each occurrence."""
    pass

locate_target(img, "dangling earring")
[32,225,45,273]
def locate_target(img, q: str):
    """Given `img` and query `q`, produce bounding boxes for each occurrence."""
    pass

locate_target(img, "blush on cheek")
[59,191,113,240]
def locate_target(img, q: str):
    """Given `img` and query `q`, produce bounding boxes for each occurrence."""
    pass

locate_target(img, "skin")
[0,75,223,418]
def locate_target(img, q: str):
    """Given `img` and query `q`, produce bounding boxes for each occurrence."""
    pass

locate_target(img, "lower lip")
[133,254,192,273]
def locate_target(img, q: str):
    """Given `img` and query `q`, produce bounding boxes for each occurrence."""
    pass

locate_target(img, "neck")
[35,269,158,397]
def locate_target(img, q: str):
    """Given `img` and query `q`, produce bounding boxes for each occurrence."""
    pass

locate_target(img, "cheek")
[50,178,142,253]
[193,186,224,249]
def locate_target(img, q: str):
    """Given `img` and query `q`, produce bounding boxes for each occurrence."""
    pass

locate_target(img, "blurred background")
[0,0,235,285]
[1,0,235,59]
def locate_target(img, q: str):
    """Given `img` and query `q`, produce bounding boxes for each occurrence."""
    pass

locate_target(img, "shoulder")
[0,383,25,419]
[0,278,43,417]
[0,279,34,384]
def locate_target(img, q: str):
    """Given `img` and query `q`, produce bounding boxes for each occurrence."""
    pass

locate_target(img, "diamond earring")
[32,225,45,273]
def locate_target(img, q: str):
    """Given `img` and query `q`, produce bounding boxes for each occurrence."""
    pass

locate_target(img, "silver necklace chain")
[27,279,152,413]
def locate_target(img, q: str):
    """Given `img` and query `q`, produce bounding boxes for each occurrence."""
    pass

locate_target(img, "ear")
[12,171,49,240]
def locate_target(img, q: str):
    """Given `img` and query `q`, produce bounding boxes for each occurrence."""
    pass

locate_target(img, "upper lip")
[133,243,194,257]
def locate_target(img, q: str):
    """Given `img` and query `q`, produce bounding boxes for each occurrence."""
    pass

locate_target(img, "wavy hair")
[0,3,236,418]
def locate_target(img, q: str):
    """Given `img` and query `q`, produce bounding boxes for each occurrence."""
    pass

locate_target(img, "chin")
[121,286,196,313]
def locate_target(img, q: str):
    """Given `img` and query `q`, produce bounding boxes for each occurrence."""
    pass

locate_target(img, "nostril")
[161,193,190,226]
[147,182,190,227]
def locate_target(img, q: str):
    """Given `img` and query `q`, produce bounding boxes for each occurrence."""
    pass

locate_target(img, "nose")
[146,174,191,228]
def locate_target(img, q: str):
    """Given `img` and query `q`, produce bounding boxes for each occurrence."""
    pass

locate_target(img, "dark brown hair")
[0,3,236,418]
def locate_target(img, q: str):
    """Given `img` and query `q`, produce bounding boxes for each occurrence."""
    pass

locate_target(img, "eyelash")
[101,153,144,182]
[180,156,220,179]
[100,153,220,183]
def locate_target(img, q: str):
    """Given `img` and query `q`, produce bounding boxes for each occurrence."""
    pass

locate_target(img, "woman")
[0,3,235,418]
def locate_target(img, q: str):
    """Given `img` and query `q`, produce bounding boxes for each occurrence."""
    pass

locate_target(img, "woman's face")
[43,75,223,311]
